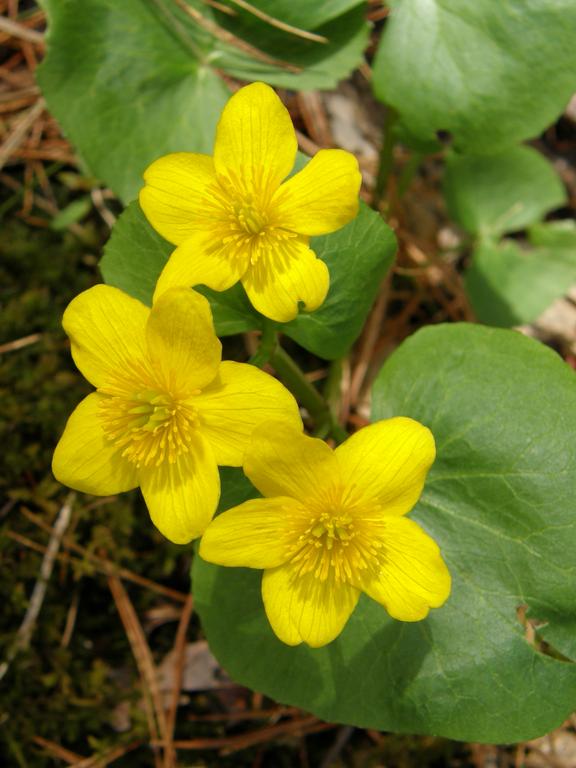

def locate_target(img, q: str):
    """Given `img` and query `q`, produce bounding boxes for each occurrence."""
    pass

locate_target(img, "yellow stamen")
[200,173,299,268]
[286,500,388,583]
[98,388,198,468]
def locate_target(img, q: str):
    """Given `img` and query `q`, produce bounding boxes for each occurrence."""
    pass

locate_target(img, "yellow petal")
[139,433,219,544]
[262,563,360,647]
[213,82,297,194]
[153,231,248,303]
[139,153,217,245]
[335,418,436,516]
[146,288,221,394]
[244,421,337,504]
[356,516,451,621]
[200,497,304,569]
[194,361,301,465]
[273,149,361,236]
[242,238,329,322]
[52,393,139,495]
[62,285,149,389]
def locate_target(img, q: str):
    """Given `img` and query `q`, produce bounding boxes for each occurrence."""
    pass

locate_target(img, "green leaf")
[217,467,260,513]
[215,0,364,30]
[465,239,576,326]
[37,0,231,203]
[284,203,397,359]
[529,219,576,250]
[373,0,576,153]
[37,0,368,201]
[100,201,260,335]
[194,324,576,742]
[100,200,396,356]
[444,146,566,238]
[50,197,92,231]
[212,3,370,90]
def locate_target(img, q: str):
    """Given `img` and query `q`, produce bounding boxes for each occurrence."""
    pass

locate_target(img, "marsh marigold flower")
[200,419,451,647]
[139,82,362,323]
[52,285,301,544]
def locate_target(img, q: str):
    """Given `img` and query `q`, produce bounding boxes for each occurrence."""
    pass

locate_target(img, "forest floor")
[1,2,576,767]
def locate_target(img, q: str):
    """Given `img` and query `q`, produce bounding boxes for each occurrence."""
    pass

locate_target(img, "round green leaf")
[444,146,566,238]
[37,0,368,200]
[194,324,576,742]
[465,239,576,326]
[37,0,231,203]
[213,4,370,90]
[373,0,576,153]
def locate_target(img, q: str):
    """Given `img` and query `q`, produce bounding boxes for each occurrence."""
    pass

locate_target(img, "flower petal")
[242,238,329,322]
[139,433,219,544]
[335,418,436,516]
[62,285,149,390]
[356,516,451,621]
[200,496,304,569]
[146,288,221,394]
[243,421,337,504]
[195,361,301,465]
[52,393,139,495]
[273,149,361,236]
[139,153,217,245]
[262,563,360,647]
[213,82,297,193]
[153,232,247,302]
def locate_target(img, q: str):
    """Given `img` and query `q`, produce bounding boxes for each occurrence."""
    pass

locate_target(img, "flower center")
[202,175,300,267]
[236,202,268,235]
[98,388,198,468]
[287,504,387,583]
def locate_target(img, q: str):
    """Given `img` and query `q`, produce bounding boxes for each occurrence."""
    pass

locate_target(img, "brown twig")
[174,0,302,72]
[0,332,42,354]
[0,493,75,682]
[60,588,80,648]
[0,15,44,44]
[225,0,328,43]
[347,275,392,414]
[0,96,44,171]
[32,736,85,764]
[295,128,320,157]
[163,593,194,767]
[152,716,334,754]
[68,740,143,768]
[108,575,168,768]
[296,91,333,148]
[12,510,189,603]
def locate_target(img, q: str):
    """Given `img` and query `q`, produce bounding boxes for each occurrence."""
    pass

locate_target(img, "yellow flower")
[200,419,451,648]
[52,285,301,544]
[139,82,362,323]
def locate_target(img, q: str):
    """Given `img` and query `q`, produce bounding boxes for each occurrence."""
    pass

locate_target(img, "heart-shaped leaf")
[194,324,576,742]
[444,146,566,238]
[373,0,576,153]
[465,239,576,326]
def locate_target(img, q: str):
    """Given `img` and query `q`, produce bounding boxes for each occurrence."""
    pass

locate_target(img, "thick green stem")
[397,151,422,198]
[373,107,399,210]
[270,346,348,444]
[249,322,278,368]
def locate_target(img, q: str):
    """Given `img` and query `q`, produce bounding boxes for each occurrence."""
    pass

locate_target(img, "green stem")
[270,346,348,444]
[373,107,399,210]
[397,151,422,198]
[249,322,278,368]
